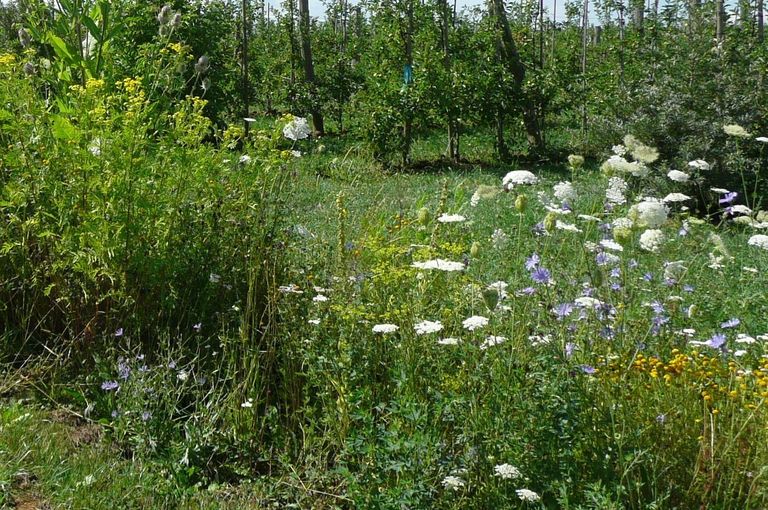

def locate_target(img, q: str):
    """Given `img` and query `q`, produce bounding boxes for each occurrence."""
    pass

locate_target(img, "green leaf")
[82,16,101,42]
[51,115,80,141]
[46,32,75,63]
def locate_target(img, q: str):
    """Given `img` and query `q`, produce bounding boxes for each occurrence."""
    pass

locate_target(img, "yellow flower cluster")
[0,53,17,69]
[601,349,768,412]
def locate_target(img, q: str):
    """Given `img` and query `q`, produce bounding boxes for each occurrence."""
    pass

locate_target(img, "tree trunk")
[716,0,725,41]
[402,0,414,166]
[242,0,250,135]
[490,0,544,152]
[298,0,324,135]
[632,0,644,34]
[442,0,459,162]
[759,0,765,42]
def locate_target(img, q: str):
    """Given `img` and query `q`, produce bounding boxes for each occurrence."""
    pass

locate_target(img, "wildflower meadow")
[2,0,768,508]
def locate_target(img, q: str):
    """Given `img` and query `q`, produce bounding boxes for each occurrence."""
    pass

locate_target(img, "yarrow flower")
[415,320,443,335]
[493,464,522,480]
[372,324,399,334]
[516,488,541,502]
[462,315,489,331]
[283,116,311,141]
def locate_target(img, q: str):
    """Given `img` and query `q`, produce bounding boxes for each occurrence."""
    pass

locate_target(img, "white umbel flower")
[689,159,711,171]
[629,200,669,228]
[493,464,522,480]
[663,193,691,203]
[414,320,443,335]
[480,335,507,350]
[639,229,665,252]
[502,170,538,188]
[442,475,465,491]
[411,259,465,271]
[372,324,399,334]
[462,315,489,331]
[667,170,690,182]
[283,116,311,140]
[437,213,466,223]
[553,181,578,203]
[605,177,628,205]
[516,489,541,502]
[748,234,768,250]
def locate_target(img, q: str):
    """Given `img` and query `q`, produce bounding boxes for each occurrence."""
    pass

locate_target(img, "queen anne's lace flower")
[283,116,311,140]
[639,229,665,252]
[462,315,489,331]
[605,177,628,205]
[441,475,465,491]
[502,170,538,188]
[553,181,578,203]
[663,193,691,203]
[372,324,399,334]
[493,464,522,480]
[437,213,466,223]
[411,259,465,271]
[667,170,690,182]
[415,320,443,335]
[516,489,540,502]
[748,234,768,250]
[629,200,669,228]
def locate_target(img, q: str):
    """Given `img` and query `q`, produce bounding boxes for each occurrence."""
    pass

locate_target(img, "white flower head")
[415,320,443,335]
[555,220,582,233]
[516,489,541,502]
[411,259,465,272]
[372,324,399,334]
[667,170,690,182]
[748,234,768,250]
[462,315,489,331]
[283,116,311,141]
[663,193,691,203]
[723,124,751,138]
[629,200,669,228]
[553,181,578,203]
[688,159,711,171]
[612,144,627,156]
[756,136,768,143]
[729,204,752,215]
[639,229,665,252]
[605,176,628,205]
[480,335,506,350]
[437,213,466,223]
[664,260,687,280]
[442,475,465,491]
[600,239,624,252]
[438,337,461,345]
[502,170,538,189]
[493,463,522,480]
